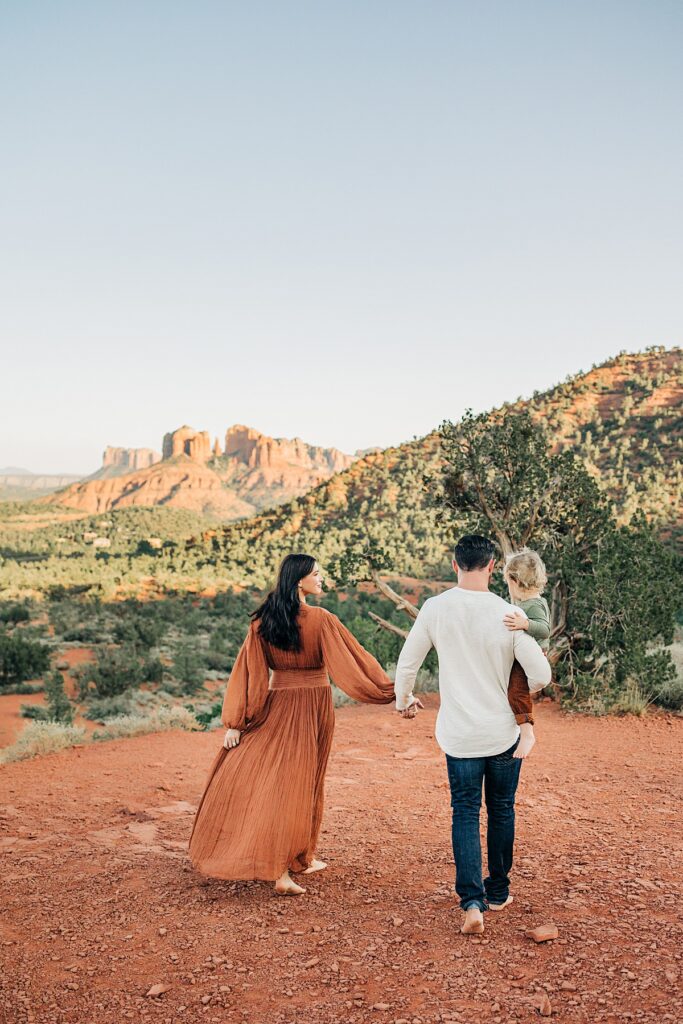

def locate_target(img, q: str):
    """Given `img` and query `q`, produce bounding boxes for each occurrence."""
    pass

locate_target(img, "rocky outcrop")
[44,424,358,521]
[102,447,161,472]
[224,425,355,474]
[45,460,254,520]
[162,427,211,462]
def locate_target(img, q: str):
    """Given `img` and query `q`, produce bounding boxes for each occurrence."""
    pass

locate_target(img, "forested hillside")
[0,347,679,596]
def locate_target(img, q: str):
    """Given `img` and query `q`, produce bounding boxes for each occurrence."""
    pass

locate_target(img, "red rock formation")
[45,460,254,520]
[162,426,211,462]
[45,424,357,521]
[102,447,161,472]
[225,425,355,474]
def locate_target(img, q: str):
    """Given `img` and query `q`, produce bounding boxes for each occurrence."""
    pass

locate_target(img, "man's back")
[394,586,551,757]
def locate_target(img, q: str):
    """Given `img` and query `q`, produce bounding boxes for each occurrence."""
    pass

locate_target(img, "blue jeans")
[445,737,522,912]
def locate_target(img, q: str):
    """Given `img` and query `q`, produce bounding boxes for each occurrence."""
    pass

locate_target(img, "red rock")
[537,991,552,1016]
[526,925,559,943]
[145,984,170,997]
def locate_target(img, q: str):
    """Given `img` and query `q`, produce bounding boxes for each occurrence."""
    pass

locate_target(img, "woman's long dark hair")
[251,553,316,651]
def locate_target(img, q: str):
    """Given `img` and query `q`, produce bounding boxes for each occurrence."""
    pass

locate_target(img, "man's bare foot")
[303,859,327,874]
[488,895,514,911]
[274,871,306,896]
[460,906,485,934]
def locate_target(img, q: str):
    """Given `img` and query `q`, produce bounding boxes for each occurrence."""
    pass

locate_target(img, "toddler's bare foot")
[460,907,484,934]
[274,871,306,896]
[514,727,536,759]
[303,859,327,874]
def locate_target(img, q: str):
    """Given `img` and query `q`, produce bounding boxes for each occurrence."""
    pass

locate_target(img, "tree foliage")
[432,409,683,710]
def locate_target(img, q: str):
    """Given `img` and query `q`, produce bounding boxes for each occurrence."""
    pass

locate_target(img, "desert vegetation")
[0,349,680,760]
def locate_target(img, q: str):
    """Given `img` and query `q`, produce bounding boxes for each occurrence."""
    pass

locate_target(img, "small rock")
[158,928,167,937]
[392,917,404,928]
[373,1004,391,1011]
[146,984,170,997]
[526,925,559,943]
[537,991,552,1016]
[200,995,211,1005]
[560,981,576,991]
[304,957,320,969]
[665,970,678,985]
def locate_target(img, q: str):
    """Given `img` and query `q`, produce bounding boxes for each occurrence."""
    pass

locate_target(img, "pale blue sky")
[1,1,681,473]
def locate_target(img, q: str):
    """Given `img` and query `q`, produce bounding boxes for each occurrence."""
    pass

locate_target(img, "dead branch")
[367,611,410,640]
[369,570,419,620]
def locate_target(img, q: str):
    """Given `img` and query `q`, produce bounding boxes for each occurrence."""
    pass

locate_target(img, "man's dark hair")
[454,535,496,571]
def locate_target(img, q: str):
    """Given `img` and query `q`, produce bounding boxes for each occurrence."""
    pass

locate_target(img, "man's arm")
[394,603,434,710]
[512,630,552,693]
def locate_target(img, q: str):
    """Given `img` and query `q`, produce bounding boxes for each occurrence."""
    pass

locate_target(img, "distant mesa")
[0,468,83,501]
[41,424,358,520]
[103,446,161,472]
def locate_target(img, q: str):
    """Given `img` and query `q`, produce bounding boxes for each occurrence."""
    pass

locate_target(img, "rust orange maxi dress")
[188,604,395,880]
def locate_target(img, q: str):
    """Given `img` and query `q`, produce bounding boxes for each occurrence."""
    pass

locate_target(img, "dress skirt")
[188,669,335,881]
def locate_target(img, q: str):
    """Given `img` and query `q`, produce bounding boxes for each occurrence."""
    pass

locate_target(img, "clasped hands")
[397,696,425,719]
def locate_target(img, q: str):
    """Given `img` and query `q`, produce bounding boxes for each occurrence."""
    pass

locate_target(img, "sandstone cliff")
[44,425,357,520]
[102,447,161,472]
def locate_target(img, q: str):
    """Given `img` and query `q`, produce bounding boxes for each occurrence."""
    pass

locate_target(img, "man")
[394,535,552,935]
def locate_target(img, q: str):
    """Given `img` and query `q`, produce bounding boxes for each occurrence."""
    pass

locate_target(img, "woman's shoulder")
[304,605,338,627]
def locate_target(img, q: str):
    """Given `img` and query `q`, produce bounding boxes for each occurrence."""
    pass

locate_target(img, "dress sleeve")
[320,612,395,705]
[221,621,271,730]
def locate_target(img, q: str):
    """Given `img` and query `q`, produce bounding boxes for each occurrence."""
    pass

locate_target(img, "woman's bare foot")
[460,906,485,935]
[303,859,327,874]
[274,871,306,896]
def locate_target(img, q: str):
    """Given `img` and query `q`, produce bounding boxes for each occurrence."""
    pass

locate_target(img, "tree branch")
[369,570,419,620]
[367,611,410,640]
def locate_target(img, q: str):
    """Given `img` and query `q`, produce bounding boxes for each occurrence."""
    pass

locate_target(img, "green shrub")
[0,603,31,624]
[172,643,204,695]
[0,631,50,688]
[2,681,44,695]
[0,721,87,764]
[44,669,74,724]
[84,693,134,720]
[80,646,145,698]
[20,703,50,720]
[62,625,105,643]
[142,656,165,683]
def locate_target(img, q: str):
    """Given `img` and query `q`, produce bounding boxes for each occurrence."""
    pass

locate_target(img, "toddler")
[503,549,551,759]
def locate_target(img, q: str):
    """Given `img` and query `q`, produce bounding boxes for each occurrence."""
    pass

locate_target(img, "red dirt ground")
[1,699,681,1024]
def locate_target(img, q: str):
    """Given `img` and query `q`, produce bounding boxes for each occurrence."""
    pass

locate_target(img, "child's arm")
[504,599,550,641]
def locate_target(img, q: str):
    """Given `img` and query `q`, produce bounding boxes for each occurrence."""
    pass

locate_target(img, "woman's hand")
[223,729,241,749]
[398,697,425,719]
[503,611,529,632]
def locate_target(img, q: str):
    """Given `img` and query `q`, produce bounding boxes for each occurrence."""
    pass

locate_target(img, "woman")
[189,553,403,895]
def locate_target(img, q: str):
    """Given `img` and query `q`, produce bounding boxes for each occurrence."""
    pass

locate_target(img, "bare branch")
[369,570,419,620]
[367,611,410,640]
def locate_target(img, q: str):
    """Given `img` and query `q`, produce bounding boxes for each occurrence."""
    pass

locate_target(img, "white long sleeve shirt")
[394,586,552,758]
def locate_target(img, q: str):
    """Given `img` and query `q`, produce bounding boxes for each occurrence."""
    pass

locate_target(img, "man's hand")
[503,610,529,632]
[397,697,425,719]
[223,729,241,749]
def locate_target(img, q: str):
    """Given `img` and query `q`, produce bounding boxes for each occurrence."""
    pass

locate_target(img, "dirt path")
[1,700,682,1024]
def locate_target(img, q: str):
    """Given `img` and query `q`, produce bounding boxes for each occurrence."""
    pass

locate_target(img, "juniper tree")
[45,668,74,724]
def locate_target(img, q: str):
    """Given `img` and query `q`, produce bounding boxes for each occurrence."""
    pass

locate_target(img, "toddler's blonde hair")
[503,548,547,593]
